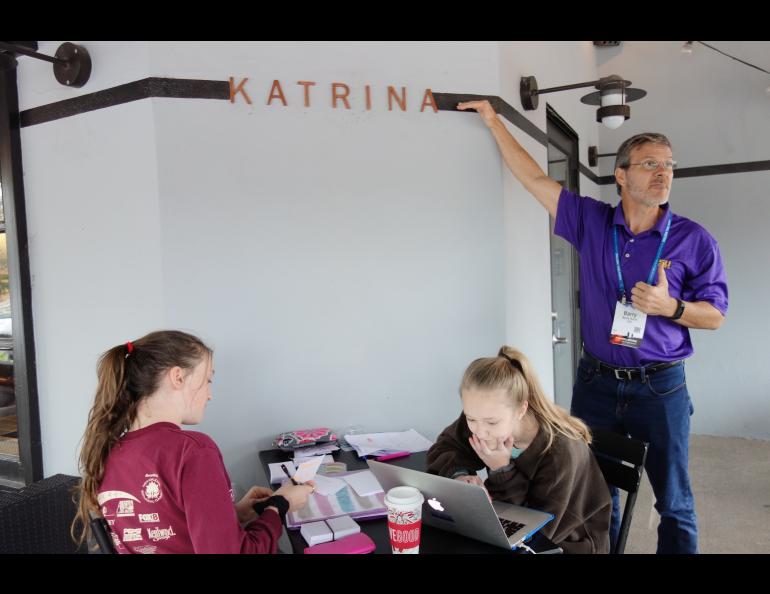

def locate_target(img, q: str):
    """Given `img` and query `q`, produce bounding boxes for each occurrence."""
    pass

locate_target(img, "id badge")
[610,301,647,348]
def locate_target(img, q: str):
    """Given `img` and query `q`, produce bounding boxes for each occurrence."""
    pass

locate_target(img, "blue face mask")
[510,446,526,459]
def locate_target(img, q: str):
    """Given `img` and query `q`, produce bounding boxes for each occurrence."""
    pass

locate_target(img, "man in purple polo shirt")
[457,100,728,554]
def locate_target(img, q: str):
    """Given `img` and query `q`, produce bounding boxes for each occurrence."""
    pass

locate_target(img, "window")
[0,53,42,487]
[0,185,17,466]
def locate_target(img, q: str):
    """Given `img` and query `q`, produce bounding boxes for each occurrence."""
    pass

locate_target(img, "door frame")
[0,51,43,487]
[546,105,582,400]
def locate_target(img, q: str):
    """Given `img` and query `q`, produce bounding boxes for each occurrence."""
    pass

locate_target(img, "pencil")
[281,463,299,485]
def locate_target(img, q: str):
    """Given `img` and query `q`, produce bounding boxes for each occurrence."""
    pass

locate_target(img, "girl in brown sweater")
[427,346,611,554]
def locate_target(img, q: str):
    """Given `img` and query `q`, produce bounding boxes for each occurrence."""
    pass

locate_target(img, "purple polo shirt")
[554,188,728,367]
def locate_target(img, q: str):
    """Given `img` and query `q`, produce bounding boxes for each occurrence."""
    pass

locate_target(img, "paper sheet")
[311,474,347,496]
[341,470,384,497]
[344,429,434,457]
[293,456,325,483]
[268,461,297,484]
[293,454,335,465]
[289,443,339,457]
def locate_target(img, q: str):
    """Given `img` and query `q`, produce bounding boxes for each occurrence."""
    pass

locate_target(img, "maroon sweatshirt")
[98,422,281,554]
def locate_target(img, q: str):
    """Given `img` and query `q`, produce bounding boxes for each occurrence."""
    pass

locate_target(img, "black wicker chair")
[0,473,87,554]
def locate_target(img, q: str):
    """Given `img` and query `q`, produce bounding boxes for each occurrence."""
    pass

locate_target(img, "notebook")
[284,469,387,529]
[367,460,554,550]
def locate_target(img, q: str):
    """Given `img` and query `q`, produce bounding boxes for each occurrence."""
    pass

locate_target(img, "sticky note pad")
[300,521,334,547]
[326,515,360,540]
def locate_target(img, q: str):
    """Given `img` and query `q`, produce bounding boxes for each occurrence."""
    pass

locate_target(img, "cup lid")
[385,486,424,506]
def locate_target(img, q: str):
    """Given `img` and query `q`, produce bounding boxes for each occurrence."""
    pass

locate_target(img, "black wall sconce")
[520,74,646,129]
[0,41,92,87]
[588,146,618,167]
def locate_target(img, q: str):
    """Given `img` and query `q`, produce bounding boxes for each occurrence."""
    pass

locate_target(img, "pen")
[281,463,299,485]
[375,451,411,461]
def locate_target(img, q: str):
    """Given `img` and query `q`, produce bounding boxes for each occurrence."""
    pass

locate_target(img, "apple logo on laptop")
[426,497,454,522]
[427,498,444,512]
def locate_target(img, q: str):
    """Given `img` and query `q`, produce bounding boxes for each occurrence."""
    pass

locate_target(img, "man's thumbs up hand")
[631,262,677,317]
[657,261,669,289]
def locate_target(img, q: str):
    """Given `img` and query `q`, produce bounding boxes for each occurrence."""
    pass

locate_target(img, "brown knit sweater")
[427,413,611,554]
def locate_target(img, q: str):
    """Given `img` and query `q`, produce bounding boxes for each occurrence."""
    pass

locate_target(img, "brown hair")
[71,330,212,547]
[460,346,591,452]
[614,132,673,196]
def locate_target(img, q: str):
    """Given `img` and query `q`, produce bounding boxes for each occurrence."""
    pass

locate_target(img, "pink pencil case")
[273,427,337,451]
[304,532,376,554]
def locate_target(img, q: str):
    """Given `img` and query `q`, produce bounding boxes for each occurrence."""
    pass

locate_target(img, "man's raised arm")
[458,100,563,218]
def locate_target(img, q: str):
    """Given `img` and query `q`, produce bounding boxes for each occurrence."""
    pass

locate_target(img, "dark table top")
[258,448,561,555]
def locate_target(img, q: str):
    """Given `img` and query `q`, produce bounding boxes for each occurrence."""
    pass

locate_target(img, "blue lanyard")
[612,210,672,304]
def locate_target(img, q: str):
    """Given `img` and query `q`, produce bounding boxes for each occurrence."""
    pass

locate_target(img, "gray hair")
[614,132,673,196]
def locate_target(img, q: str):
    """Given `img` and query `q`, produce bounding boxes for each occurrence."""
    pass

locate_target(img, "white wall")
[21,101,166,478]
[17,41,164,481]
[15,41,603,491]
[149,42,506,486]
[596,41,770,439]
[673,173,770,438]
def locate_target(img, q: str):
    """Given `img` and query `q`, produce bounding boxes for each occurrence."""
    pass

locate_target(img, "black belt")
[581,350,683,381]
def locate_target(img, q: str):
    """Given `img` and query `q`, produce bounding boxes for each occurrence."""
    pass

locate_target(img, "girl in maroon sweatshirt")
[72,330,314,553]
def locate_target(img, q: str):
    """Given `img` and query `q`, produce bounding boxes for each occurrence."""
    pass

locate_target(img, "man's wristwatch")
[668,298,686,320]
[252,495,290,522]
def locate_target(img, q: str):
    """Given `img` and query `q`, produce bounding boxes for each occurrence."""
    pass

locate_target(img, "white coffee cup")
[384,486,424,554]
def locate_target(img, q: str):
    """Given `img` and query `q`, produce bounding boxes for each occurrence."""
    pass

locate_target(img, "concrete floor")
[622,434,770,554]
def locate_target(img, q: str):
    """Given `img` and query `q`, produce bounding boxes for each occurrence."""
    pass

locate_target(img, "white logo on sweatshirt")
[123,528,143,542]
[141,475,163,503]
[147,526,176,542]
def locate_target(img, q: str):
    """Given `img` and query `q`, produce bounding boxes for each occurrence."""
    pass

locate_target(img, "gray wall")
[15,41,608,491]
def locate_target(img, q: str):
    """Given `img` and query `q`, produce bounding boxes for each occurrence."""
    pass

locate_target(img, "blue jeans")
[571,356,698,554]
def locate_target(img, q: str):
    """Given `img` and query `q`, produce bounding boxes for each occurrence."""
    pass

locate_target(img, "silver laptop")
[367,459,554,550]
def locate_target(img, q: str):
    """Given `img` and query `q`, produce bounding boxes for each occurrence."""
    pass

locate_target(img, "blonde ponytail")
[461,345,591,452]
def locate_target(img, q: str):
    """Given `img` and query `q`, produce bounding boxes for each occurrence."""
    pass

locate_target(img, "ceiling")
[595,41,770,173]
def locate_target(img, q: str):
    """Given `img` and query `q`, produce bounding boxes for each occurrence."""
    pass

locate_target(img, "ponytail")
[71,344,137,547]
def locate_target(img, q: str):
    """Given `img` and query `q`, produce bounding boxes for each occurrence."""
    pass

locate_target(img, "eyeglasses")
[625,159,677,171]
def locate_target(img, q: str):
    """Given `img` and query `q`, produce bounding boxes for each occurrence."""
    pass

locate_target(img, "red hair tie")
[125,341,134,358]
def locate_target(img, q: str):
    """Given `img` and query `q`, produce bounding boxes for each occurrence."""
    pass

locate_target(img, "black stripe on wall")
[579,163,601,184]
[433,92,770,186]
[434,92,548,146]
[670,160,770,180]
[434,92,601,185]
[20,82,770,183]
[596,161,770,186]
[597,174,616,185]
[20,78,230,127]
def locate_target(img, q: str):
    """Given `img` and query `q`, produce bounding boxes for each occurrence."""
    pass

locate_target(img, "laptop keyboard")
[499,518,526,537]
